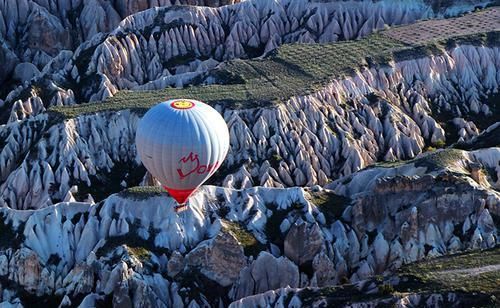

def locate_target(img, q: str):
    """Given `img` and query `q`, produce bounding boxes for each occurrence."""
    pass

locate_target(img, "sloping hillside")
[0,1,498,307]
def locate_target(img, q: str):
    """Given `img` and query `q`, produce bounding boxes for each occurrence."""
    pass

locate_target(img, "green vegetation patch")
[73,162,147,202]
[398,247,500,296]
[383,7,499,46]
[125,245,151,262]
[264,207,289,248]
[413,148,465,172]
[118,185,166,200]
[176,266,231,306]
[0,213,25,250]
[96,237,150,260]
[295,247,500,306]
[374,148,465,172]
[402,247,500,275]
[222,219,265,257]
[308,190,351,224]
[296,284,385,307]
[47,8,499,124]
[49,82,262,121]
[95,216,169,261]
[95,227,168,261]
[50,31,498,122]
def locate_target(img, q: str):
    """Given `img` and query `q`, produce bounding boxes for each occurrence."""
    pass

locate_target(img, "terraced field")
[49,7,500,120]
[383,6,500,45]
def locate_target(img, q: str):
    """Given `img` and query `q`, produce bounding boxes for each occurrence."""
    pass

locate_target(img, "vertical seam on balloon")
[159,104,170,187]
[185,107,198,190]
[166,104,183,188]
[192,106,215,183]
[211,107,229,179]
[151,103,163,182]
[187,106,204,191]
[145,107,162,183]
[197,106,228,180]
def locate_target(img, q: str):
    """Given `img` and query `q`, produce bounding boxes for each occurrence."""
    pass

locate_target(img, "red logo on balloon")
[177,152,219,180]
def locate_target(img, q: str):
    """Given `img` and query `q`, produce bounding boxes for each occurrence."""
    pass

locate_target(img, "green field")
[372,148,465,169]
[49,8,500,121]
[295,247,500,306]
[398,247,500,296]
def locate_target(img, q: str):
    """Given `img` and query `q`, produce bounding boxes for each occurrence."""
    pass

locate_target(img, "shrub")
[379,283,395,295]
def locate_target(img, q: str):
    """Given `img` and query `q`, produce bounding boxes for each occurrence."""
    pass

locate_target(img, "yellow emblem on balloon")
[171,100,195,110]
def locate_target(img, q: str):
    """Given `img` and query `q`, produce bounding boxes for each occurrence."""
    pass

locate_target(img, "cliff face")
[0,148,497,306]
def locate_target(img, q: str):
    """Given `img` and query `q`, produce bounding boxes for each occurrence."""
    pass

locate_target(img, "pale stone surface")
[13,62,40,83]
[185,232,247,287]
[284,222,324,265]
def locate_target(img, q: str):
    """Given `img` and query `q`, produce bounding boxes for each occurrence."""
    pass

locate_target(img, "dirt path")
[435,264,500,277]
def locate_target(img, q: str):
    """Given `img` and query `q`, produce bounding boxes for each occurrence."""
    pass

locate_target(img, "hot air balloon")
[135,99,230,210]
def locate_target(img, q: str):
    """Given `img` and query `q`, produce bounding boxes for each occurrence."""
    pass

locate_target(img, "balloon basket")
[174,204,188,213]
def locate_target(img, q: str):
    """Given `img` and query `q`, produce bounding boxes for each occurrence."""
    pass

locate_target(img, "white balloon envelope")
[135,99,230,205]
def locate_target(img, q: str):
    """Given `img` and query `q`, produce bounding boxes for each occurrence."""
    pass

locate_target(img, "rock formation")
[1,0,494,124]
[0,150,497,306]
[2,40,499,209]
[0,0,498,306]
